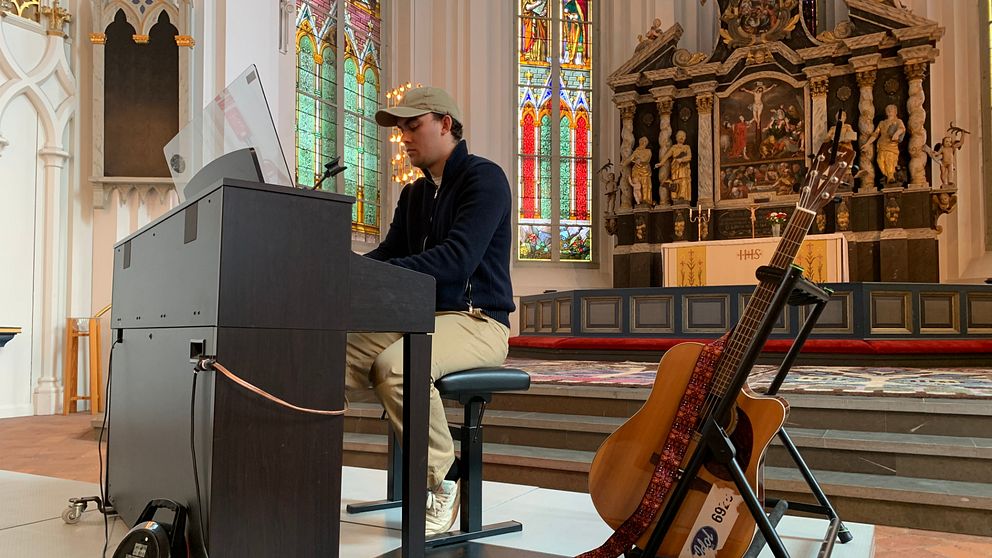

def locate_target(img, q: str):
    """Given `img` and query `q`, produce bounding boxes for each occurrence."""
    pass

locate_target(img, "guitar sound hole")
[705,407,754,482]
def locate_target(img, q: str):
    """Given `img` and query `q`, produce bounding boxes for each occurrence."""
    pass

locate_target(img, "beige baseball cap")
[375,86,463,127]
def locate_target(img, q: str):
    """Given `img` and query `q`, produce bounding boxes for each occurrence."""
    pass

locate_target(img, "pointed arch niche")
[91,0,193,209]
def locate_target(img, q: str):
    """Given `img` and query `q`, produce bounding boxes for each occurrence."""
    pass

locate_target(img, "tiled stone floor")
[2,413,990,556]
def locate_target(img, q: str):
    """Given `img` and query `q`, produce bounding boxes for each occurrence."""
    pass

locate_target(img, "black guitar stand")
[635,265,852,558]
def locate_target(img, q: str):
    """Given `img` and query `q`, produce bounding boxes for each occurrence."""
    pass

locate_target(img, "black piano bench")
[346,367,531,548]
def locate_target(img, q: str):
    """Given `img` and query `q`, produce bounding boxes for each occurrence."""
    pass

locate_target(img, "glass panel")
[518,225,552,260]
[516,0,593,262]
[560,0,591,69]
[519,0,551,65]
[560,225,591,261]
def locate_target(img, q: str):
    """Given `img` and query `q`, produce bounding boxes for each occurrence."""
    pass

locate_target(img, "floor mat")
[505,357,992,398]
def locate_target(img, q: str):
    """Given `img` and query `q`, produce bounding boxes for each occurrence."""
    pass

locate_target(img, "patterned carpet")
[505,357,992,399]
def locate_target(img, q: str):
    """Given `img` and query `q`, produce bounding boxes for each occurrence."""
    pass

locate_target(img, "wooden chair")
[62,304,111,415]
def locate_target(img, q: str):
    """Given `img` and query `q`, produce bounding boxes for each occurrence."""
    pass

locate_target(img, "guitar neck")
[708,208,817,400]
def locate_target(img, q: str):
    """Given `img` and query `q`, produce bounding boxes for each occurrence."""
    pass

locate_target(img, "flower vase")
[771,223,781,237]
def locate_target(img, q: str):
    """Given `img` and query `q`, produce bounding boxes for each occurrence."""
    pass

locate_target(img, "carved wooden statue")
[862,104,906,185]
[656,130,692,203]
[623,136,654,207]
[924,123,967,188]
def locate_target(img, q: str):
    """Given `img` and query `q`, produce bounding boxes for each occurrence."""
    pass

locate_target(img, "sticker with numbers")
[679,486,740,557]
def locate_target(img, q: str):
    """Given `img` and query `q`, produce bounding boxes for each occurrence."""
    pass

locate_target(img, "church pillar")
[615,94,637,209]
[33,147,71,415]
[904,62,928,188]
[651,85,676,206]
[807,73,830,149]
[899,46,937,189]
[851,54,880,191]
[692,82,716,206]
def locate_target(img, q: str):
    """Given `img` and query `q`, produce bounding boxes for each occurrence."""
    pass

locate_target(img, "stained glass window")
[517,0,593,262]
[295,0,382,238]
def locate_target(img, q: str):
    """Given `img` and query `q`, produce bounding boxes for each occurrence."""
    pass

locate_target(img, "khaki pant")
[346,310,509,489]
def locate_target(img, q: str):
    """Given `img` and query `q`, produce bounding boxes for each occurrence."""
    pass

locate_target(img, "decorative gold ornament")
[673,48,707,68]
[904,62,927,81]
[835,198,850,231]
[133,34,149,44]
[1,0,40,22]
[809,76,829,98]
[930,191,957,234]
[884,194,901,227]
[856,69,877,88]
[816,20,854,44]
[695,94,713,114]
[745,46,774,66]
[89,32,106,44]
[720,0,800,48]
[40,0,71,37]
[175,35,196,48]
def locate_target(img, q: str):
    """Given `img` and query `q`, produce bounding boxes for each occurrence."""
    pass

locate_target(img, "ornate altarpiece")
[606,0,954,288]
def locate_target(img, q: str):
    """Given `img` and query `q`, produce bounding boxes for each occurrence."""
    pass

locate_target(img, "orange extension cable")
[201,359,347,416]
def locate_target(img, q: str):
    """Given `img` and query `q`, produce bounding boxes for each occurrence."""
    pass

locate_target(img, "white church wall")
[876,0,990,283]
[0,93,41,418]
[0,11,79,416]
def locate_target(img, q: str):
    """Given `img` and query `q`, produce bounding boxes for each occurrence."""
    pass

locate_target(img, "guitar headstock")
[799,133,857,214]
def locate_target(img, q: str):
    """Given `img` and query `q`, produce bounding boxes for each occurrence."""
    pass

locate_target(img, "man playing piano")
[345,86,515,535]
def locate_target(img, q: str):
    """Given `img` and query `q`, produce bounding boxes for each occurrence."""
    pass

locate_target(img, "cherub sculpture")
[924,123,968,188]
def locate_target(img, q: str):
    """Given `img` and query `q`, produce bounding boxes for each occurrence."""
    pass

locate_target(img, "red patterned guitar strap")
[577,335,728,558]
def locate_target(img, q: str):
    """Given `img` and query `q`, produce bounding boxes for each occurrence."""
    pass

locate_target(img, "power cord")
[98,338,119,558]
[188,357,345,556]
[190,368,209,558]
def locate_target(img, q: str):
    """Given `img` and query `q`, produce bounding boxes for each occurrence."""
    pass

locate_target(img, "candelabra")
[386,82,424,185]
[689,205,712,240]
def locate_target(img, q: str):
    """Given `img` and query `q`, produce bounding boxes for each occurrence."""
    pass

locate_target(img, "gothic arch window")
[295,0,382,238]
[517,0,595,262]
[104,9,179,177]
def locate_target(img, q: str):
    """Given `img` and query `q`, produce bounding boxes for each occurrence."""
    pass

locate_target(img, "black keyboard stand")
[635,265,852,558]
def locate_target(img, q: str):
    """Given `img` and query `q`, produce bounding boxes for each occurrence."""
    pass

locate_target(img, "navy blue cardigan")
[365,141,515,327]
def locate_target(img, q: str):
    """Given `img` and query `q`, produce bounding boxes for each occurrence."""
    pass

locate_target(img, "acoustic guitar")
[587,138,856,557]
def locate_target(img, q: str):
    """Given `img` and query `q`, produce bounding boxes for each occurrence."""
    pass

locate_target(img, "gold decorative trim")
[133,34,149,44]
[175,34,195,48]
[0,327,23,334]
[855,69,877,88]
[1,0,40,22]
[89,32,106,44]
[40,0,70,37]
[809,76,829,97]
[695,94,713,114]
[904,62,927,81]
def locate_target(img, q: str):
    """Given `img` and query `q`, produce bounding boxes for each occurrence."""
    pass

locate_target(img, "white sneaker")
[425,479,460,535]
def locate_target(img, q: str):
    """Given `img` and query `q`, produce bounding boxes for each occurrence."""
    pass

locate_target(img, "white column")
[692,82,716,206]
[856,69,877,190]
[33,147,70,415]
[652,85,675,206]
[904,61,929,189]
[616,97,637,210]
[806,73,830,149]
[695,94,714,205]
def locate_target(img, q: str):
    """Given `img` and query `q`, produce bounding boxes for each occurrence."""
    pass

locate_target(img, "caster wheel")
[61,505,82,524]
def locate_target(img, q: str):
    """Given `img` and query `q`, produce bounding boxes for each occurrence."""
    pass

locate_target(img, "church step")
[767,428,992,484]
[484,386,992,438]
[345,403,992,483]
[342,433,992,537]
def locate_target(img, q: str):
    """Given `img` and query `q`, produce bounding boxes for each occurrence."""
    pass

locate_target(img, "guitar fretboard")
[705,208,816,405]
